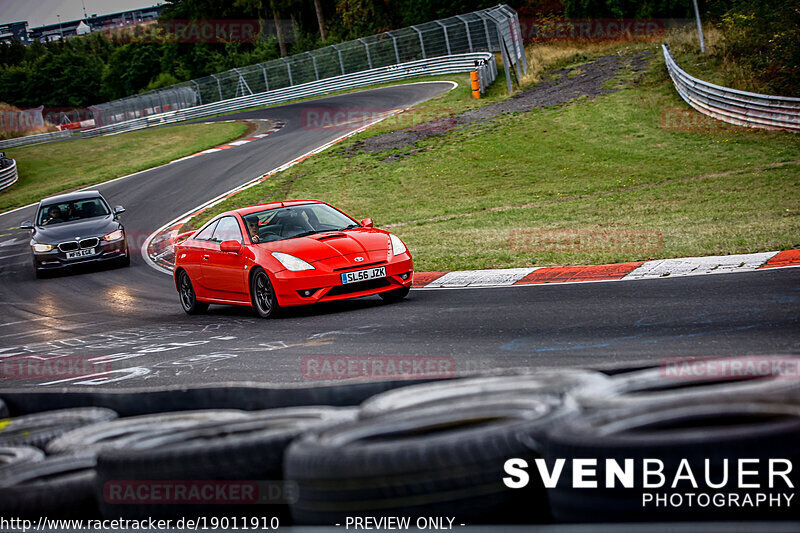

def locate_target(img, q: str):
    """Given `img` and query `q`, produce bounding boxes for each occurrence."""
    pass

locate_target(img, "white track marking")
[425,268,538,288]
[625,252,780,280]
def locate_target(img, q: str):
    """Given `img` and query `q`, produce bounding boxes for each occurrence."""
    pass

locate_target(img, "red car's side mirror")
[220,240,242,254]
[360,218,373,228]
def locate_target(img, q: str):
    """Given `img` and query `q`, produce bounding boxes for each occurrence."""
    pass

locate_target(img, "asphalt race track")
[0,81,798,390]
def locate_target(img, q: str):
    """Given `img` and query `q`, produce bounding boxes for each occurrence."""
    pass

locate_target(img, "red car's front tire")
[250,267,280,318]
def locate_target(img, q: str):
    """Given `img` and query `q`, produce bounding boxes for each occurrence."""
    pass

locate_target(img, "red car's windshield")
[242,204,359,243]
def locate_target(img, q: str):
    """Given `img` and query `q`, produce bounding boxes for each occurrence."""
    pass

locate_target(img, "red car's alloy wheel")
[178,271,208,315]
[251,268,279,318]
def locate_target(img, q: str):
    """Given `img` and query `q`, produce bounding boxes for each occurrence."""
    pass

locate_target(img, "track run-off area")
[0,81,798,390]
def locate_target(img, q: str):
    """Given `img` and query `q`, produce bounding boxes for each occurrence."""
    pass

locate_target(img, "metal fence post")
[191,80,202,105]
[211,74,223,101]
[387,32,400,64]
[259,64,269,92]
[331,44,345,75]
[434,21,452,55]
[358,38,373,69]
[307,51,319,80]
[280,57,294,85]
[411,25,426,58]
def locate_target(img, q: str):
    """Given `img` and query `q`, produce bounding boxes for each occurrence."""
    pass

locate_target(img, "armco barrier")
[663,44,800,133]
[82,53,497,137]
[0,156,18,192]
[0,129,73,150]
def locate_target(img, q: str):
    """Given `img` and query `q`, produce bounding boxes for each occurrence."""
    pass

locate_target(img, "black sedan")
[20,190,130,278]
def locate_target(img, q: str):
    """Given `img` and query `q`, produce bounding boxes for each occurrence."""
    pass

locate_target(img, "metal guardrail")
[0,156,18,192]
[82,53,498,137]
[0,129,73,150]
[663,44,800,133]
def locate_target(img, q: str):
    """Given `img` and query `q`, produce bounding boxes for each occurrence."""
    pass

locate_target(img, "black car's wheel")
[178,270,208,315]
[379,286,410,303]
[250,267,279,318]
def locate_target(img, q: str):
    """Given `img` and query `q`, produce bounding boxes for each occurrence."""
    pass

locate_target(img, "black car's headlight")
[32,243,54,252]
[103,229,124,241]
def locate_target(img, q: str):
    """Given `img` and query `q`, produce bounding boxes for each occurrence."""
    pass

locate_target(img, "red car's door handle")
[202,255,210,261]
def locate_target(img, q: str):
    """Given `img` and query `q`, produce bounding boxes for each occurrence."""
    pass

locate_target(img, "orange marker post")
[470,71,480,99]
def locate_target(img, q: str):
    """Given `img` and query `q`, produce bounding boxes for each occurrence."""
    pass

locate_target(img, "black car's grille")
[57,237,100,252]
[327,278,390,297]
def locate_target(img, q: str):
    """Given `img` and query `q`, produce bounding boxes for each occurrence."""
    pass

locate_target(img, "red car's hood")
[264,228,390,263]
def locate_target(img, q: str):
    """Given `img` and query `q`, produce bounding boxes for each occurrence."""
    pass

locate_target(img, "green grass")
[0,122,248,212]
[189,41,800,272]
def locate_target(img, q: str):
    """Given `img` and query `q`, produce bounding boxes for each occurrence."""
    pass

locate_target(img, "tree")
[313,0,328,40]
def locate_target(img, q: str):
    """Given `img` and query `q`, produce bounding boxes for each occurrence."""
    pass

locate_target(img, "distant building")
[0,21,30,44]
[25,5,164,42]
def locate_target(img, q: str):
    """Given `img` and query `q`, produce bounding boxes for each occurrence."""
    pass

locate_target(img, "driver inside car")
[43,206,64,225]
[246,218,260,243]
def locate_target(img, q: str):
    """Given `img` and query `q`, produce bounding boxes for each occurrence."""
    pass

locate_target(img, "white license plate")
[341,266,386,284]
[66,248,95,259]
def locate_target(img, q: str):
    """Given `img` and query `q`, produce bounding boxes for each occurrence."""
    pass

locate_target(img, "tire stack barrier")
[1,357,799,525]
[0,153,18,192]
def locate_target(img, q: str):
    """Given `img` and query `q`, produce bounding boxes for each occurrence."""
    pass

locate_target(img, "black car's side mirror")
[20,220,33,230]
[113,206,125,215]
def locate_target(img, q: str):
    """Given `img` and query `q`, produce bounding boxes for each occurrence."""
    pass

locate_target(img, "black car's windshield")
[242,204,359,243]
[38,197,110,226]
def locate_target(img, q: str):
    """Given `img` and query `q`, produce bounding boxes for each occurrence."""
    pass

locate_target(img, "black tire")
[0,378,445,417]
[285,399,564,525]
[379,286,410,303]
[0,446,45,471]
[0,453,98,518]
[545,402,800,522]
[46,409,250,456]
[96,407,356,519]
[250,267,279,318]
[360,369,608,419]
[0,407,118,449]
[177,270,208,315]
[571,355,800,411]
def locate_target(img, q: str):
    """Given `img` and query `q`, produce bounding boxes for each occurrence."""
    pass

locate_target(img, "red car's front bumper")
[272,255,413,307]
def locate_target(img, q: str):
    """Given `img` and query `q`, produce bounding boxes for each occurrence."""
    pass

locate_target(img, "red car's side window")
[193,220,218,241]
[211,216,243,243]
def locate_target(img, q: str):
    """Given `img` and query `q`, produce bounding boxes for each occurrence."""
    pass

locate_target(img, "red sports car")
[173,200,413,318]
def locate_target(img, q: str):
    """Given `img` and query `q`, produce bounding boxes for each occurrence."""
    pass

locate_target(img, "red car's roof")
[230,200,323,217]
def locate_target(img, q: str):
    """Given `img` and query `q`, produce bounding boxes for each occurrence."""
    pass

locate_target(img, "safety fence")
[90,4,523,128]
[0,155,18,192]
[663,44,800,133]
[82,53,497,137]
